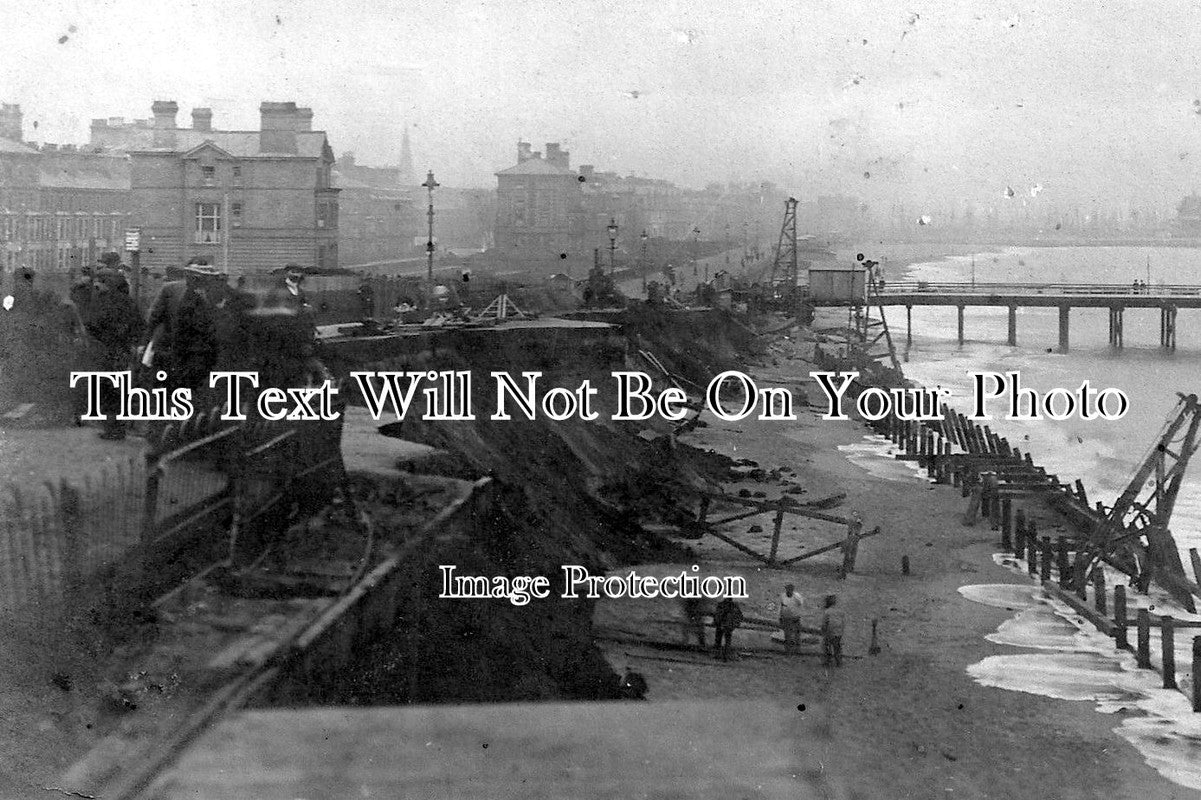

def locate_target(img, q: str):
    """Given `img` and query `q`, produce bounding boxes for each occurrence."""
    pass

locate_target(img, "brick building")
[494,141,585,267]
[92,101,339,274]
[0,103,130,280]
[334,152,419,267]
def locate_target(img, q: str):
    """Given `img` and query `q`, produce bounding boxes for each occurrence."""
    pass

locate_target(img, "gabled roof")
[496,158,575,177]
[181,140,238,159]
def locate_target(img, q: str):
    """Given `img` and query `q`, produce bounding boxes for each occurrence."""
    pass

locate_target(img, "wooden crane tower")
[766,197,798,294]
[1074,393,1201,611]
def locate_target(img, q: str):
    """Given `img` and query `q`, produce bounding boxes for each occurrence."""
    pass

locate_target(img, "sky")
[4,0,1201,212]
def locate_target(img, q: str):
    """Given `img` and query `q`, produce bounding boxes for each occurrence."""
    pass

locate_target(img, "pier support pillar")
[956,305,965,346]
[906,305,912,346]
[1057,305,1070,353]
[1160,305,1177,351]
[1006,305,1017,346]
[1108,306,1124,349]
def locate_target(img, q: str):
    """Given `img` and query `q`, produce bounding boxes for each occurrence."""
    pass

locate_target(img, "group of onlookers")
[60,254,318,440]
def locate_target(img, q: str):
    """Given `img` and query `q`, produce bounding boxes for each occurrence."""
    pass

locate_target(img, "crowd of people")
[62,254,322,440]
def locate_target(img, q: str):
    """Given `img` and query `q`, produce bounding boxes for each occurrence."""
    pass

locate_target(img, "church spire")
[399,125,413,184]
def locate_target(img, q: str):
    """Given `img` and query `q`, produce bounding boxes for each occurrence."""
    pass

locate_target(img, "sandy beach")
[596,346,1192,799]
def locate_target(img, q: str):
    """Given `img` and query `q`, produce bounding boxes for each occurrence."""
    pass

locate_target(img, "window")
[232,202,243,220]
[201,165,216,186]
[195,202,222,243]
[232,165,242,180]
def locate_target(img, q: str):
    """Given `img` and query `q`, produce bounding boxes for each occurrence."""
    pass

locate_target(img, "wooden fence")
[0,397,346,626]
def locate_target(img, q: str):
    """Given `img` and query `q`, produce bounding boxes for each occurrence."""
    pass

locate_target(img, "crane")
[1073,393,1201,611]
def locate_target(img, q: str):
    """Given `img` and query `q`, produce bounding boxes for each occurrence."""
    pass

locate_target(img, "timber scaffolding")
[847,383,1201,614]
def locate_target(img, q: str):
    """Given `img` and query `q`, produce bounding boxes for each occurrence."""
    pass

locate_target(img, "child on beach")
[778,583,804,653]
[821,594,845,667]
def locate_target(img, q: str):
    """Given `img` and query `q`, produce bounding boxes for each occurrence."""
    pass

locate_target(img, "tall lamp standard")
[691,225,700,279]
[640,230,649,296]
[606,218,618,275]
[421,170,439,307]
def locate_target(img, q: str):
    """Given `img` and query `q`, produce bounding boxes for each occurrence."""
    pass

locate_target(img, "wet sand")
[596,348,1192,799]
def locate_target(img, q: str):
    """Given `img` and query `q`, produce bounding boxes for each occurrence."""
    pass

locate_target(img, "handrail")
[877,281,1201,297]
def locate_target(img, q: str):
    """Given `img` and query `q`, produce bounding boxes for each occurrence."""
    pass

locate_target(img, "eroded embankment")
[317,308,762,704]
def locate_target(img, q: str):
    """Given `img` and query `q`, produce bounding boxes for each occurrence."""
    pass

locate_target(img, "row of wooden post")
[859,393,1201,711]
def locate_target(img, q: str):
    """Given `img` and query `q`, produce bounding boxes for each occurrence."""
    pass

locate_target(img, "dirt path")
[597,354,1193,800]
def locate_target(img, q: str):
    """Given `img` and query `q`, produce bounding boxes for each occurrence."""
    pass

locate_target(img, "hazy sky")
[4,0,1201,211]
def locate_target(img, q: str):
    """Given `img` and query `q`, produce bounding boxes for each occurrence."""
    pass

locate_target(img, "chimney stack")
[545,142,570,169]
[0,103,23,143]
[296,107,313,132]
[191,107,213,132]
[517,140,532,163]
[151,100,178,148]
[259,101,298,154]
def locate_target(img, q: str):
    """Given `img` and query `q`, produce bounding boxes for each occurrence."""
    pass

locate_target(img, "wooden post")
[1027,531,1038,577]
[869,619,882,655]
[698,496,710,525]
[1000,498,1012,550]
[1193,637,1201,711]
[1114,585,1128,650]
[1163,615,1177,690]
[1013,509,1026,557]
[58,482,82,615]
[1040,536,1052,581]
[1007,305,1017,346]
[1137,608,1151,668]
[1093,569,1106,615]
[963,484,982,526]
[1191,548,1201,586]
[902,555,910,575]
[957,304,965,345]
[768,507,785,565]
[1058,304,1070,353]
[1056,537,1070,587]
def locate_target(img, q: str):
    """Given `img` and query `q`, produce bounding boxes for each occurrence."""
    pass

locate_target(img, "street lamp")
[691,226,700,278]
[421,170,439,308]
[640,230,649,296]
[606,218,618,275]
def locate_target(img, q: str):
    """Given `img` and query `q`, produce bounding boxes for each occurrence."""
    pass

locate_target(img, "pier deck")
[859,282,1201,350]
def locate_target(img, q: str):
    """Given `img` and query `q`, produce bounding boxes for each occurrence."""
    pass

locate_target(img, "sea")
[877,244,1201,566]
[855,244,1201,790]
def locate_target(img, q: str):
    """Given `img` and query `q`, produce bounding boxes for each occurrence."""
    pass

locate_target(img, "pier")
[864,281,1201,351]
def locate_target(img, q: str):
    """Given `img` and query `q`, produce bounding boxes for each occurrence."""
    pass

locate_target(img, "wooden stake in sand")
[869,619,881,656]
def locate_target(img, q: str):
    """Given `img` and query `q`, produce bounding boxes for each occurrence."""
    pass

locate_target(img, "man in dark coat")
[713,597,744,661]
[71,274,143,439]
[142,262,221,394]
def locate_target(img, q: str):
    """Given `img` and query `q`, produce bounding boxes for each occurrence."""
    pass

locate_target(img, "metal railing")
[877,281,1201,298]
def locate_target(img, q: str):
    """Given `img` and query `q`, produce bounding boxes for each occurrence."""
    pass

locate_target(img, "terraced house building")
[92,101,339,274]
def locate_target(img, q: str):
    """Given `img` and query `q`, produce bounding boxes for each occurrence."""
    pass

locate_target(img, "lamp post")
[422,170,439,307]
[691,225,700,279]
[640,230,649,296]
[606,218,618,275]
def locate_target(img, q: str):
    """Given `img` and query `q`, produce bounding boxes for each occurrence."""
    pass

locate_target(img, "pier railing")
[878,281,1201,298]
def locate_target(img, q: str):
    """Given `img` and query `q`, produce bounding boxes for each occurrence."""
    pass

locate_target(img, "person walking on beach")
[779,583,804,653]
[822,594,845,667]
[713,596,744,661]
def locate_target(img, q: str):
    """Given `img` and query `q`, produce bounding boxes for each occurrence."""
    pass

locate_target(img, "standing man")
[142,261,221,394]
[821,594,846,668]
[71,270,143,440]
[778,583,805,653]
[265,264,311,315]
[713,596,744,661]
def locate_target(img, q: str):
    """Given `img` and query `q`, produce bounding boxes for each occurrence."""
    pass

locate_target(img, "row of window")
[192,201,336,243]
[0,213,125,243]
